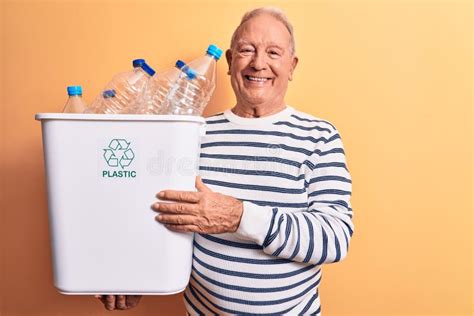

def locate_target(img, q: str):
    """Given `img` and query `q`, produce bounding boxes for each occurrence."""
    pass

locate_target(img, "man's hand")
[152,176,243,234]
[94,295,142,311]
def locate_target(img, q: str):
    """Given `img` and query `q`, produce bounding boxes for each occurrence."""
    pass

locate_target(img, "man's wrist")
[231,199,244,232]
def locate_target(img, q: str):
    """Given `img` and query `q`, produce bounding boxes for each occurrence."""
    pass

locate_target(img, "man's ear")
[225,49,233,75]
[288,55,299,81]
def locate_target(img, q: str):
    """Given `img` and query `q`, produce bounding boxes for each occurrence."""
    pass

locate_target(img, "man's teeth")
[247,76,268,82]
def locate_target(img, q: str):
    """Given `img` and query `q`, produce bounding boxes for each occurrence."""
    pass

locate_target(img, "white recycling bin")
[35,113,206,295]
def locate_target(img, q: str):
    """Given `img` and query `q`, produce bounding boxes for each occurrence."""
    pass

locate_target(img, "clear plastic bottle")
[91,59,156,114]
[164,44,222,116]
[63,86,87,113]
[163,66,199,115]
[84,89,121,114]
[131,60,186,114]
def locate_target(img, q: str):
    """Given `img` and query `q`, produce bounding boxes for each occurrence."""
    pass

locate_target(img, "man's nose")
[250,52,267,70]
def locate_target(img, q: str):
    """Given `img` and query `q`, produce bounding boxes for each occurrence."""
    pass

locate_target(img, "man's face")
[226,14,298,108]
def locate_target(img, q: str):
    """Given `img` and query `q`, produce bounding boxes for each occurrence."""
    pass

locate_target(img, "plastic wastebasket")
[35,113,206,295]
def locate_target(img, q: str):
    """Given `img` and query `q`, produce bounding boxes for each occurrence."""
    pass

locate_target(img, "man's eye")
[240,48,254,54]
[269,51,280,58]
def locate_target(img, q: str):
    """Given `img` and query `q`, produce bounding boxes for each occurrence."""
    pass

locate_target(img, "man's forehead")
[234,15,291,47]
[235,38,285,49]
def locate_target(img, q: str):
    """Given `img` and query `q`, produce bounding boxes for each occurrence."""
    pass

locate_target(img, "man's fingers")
[156,214,197,226]
[153,202,196,215]
[105,295,116,311]
[116,295,127,309]
[96,295,141,310]
[157,190,201,203]
[126,295,142,308]
[165,224,203,233]
[166,223,223,234]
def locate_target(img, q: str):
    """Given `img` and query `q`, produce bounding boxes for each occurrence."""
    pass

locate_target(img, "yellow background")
[1,0,472,315]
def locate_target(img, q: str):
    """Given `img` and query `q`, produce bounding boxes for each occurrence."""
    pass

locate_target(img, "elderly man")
[97,7,353,315]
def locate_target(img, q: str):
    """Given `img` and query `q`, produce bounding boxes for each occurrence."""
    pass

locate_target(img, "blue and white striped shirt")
[184,106,354,315]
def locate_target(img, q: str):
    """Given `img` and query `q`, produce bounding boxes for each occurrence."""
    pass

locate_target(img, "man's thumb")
[196,176,212,192]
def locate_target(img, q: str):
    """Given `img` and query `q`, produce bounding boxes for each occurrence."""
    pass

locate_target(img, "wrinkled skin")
[152,176,243,234]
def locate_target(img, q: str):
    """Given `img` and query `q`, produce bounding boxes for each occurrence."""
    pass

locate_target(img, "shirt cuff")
[235,201,274,245]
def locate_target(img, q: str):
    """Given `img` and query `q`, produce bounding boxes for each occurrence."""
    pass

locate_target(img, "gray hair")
[230,7,296,55]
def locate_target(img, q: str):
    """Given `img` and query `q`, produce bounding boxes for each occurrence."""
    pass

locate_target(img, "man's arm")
[234,126,354,265]
[152,126,353,265]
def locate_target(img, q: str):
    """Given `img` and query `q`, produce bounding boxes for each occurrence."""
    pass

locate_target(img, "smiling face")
[226,13,298,111]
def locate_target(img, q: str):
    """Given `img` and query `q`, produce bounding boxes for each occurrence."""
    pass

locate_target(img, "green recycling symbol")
[103,139,135,169]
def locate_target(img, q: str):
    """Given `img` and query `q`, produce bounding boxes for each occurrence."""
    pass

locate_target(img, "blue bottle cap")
[206,44,223,60]
[67,86,82,96]
[141,62,156,76]
[133,59,146,67]
[175,60,186,69]
[103,89,116,98]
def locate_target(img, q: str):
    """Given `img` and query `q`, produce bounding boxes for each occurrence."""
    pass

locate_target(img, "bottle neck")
[135,67,152,78]
[207,53,218,61]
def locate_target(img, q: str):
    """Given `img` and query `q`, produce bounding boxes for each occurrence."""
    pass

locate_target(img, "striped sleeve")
[235,126,354,265]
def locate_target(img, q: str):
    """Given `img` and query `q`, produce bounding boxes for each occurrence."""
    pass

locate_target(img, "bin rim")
[35,113,206,124]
